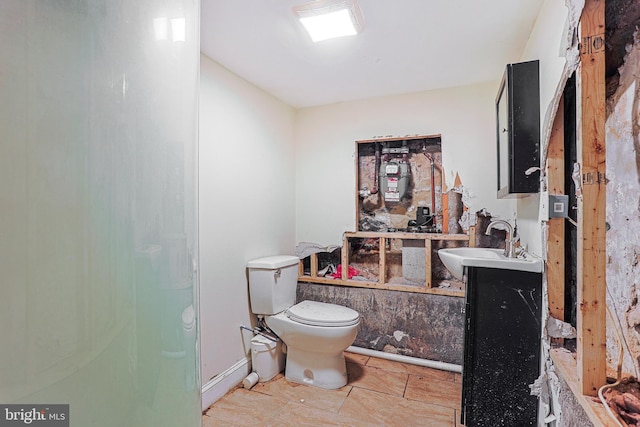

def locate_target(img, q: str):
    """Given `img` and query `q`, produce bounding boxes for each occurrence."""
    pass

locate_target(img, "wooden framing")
[547,95,565,332]
[354,134,443,144]
[550,348,618,425]
[577,0,607,396]
[299,229,474,298]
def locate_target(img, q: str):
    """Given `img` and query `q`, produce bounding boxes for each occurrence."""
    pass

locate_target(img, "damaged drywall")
[296,282,464,365]
[357,136,478,237]
[539,0,583,169]
[605,0,640,100]
[357,137,456,232]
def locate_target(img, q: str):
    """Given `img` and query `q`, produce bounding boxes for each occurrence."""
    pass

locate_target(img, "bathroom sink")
[438,247,543,281]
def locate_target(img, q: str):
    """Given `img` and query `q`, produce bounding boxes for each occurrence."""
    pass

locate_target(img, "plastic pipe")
[597,305,625,427]
[425,152,436,226]
[346,346,462,374]
[242,372,260,389]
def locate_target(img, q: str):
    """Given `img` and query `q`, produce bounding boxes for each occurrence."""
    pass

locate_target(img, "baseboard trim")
[201,357,251,411]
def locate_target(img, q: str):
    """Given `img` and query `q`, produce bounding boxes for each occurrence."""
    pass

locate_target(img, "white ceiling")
[200,0,545,108]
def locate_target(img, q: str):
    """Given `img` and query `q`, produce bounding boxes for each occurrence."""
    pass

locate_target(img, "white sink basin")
[438,247,543,280]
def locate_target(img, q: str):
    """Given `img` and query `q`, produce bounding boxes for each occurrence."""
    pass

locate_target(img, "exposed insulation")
[602,378,640,426]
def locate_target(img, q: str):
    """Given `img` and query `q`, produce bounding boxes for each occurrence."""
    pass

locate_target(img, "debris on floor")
[330,264,360,279]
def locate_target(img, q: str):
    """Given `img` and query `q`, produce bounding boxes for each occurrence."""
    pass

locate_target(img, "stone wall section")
[605,29,640,378]
[296,282,464,365]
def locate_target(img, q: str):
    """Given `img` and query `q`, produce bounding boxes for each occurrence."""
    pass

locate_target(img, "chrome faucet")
[485,219,516,258]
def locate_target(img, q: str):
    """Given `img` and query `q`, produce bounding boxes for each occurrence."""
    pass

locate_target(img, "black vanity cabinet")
[461,267,542,426]
[496,60,540,198]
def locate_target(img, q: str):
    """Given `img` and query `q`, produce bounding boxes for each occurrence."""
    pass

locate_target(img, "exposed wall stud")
[577,0,607,397]
[547,94,566,334]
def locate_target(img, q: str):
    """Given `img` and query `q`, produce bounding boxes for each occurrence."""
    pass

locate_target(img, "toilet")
[247,255,360,389]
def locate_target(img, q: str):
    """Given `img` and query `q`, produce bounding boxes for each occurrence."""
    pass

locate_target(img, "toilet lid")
[286,300,360,327]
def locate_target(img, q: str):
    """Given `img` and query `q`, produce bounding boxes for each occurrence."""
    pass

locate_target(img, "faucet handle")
[515,244,528,258]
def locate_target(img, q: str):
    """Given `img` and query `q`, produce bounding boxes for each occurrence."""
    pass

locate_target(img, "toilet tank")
[247,255,300,315]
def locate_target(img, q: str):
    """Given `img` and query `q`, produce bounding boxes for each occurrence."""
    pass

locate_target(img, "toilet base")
[284,348,348,389]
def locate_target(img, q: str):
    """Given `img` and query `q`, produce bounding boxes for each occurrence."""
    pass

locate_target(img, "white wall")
[294,83,517,246]
[199,55,296,384]
[516,0,574,257]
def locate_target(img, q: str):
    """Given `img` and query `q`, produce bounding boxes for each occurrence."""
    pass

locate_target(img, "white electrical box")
[540,191,569,220]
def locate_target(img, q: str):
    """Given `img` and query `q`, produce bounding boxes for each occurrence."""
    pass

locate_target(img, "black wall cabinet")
[461,267,542,426]
[496,60,540,198]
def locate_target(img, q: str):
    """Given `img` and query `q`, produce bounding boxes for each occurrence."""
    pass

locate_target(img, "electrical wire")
[597,305,625,427]
[607,286,639,379]
[239,324,278,342]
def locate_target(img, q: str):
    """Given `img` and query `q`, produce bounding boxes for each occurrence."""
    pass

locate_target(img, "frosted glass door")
[0,1,200,426]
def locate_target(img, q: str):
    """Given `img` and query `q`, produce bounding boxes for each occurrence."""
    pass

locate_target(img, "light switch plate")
[549,194,569,218]
[540,192,569,220]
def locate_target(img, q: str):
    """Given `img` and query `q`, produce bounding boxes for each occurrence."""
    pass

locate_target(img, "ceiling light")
[293,0,364,43]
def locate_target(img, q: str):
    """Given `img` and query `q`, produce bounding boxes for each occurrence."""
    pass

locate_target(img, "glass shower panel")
[0,1,200,426]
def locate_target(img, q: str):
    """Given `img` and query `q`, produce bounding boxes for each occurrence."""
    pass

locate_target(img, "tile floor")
[202,352,464,426]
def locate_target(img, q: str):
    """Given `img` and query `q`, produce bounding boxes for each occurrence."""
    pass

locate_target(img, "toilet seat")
[286,300,360,327]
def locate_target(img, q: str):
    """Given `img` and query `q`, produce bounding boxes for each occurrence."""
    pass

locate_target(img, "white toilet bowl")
[264,300,360,389]
[247,256,360,390]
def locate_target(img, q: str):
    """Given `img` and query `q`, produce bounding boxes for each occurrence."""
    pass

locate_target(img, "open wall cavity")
[356,135,466,234]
